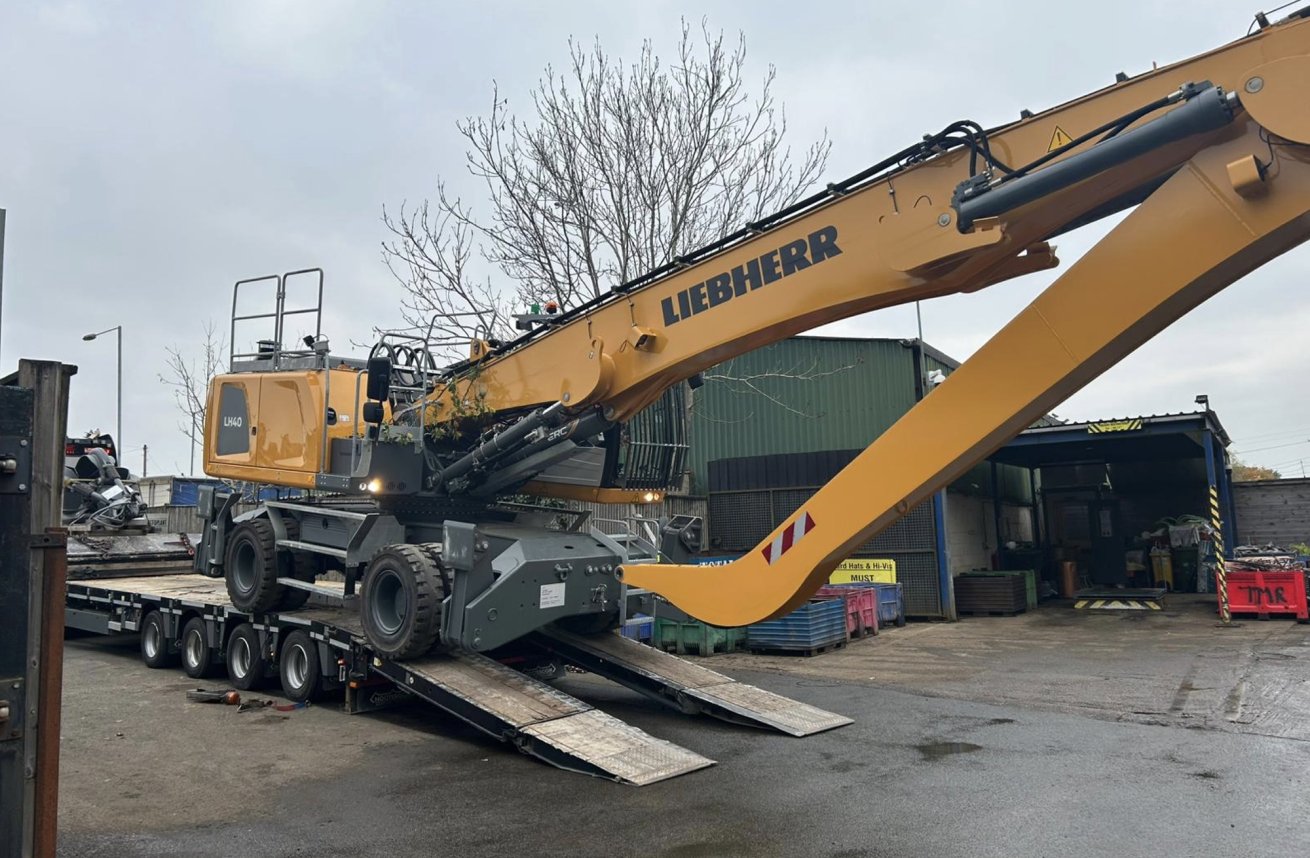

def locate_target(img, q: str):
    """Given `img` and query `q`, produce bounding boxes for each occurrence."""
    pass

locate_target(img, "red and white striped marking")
[761,511,815,564]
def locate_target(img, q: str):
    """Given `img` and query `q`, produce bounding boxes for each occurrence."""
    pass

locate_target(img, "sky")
[2,0,1308,478]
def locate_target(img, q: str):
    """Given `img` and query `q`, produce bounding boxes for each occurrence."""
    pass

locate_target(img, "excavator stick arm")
[625,98,1310,625]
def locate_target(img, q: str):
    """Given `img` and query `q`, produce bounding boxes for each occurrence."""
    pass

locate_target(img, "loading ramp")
[69,574,841,784]
[370,653,711,785]
[534,628,853,736]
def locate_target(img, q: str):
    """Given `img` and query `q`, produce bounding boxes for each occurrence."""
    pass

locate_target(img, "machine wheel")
[359,545,442,660]
[225,623,269,690]
[279,629,323,702]
[225,519,283,613]
[180,616,218,679]
[139,610,178,669]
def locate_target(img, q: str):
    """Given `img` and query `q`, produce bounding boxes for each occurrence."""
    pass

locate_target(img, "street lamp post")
[82,325,123,466]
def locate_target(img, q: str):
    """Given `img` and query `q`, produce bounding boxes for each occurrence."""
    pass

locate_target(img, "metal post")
[81,325,123,465]
[0,379,36,858]
[933,491,955,620]
[34,529,66,857]
[990,460,1004,568]
[2,359,74,858]
[23,361,72,858]
[1028,467,1042,548]
[1214,434,1234,561]
[1225,462,1239,554]
[0,208,7,361]
[1203,430,1229,624]
[116,326,122,459]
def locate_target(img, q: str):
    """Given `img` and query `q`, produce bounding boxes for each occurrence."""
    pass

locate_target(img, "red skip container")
[814,585,879,637]
[1224,569,1309,621]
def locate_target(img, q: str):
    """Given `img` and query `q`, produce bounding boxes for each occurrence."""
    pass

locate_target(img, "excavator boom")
[404,12,1310,624]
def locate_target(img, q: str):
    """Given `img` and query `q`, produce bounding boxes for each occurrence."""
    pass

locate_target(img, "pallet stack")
[954,574,1027,616]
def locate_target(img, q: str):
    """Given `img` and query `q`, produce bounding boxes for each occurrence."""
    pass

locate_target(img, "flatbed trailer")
[64,573,851,786]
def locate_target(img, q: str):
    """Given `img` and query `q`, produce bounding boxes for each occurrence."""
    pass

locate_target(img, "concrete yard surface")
[57,599,1310,858]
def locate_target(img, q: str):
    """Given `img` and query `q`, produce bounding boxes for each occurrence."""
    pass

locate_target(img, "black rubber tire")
[279,629,323,702]
[225,519,283,612]
[359,545,442,660]
[180,616,218,679]
[139,610,178,669]
[225,623,269,690]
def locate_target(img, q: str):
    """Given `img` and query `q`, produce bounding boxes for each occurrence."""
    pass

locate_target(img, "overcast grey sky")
[2,1,1308,478]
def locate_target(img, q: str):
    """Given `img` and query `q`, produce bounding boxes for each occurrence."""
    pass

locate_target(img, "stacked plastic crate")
[813,585,879,638]
[746,598,849,655]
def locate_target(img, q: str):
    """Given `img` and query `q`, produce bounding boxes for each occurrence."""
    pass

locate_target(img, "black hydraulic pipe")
[483,411,615,475]
[953,85,1237,231]
[438,402,566,485]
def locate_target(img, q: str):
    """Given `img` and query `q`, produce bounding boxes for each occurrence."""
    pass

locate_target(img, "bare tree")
[383,20,830,352]
[159,320,227,475]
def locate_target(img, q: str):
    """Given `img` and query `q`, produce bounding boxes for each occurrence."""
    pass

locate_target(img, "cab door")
[207,376,260,468]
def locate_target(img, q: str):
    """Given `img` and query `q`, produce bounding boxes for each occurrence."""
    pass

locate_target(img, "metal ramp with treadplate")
[532,628,853,737]
[368,650,713,785]
[1073,587,1167,611]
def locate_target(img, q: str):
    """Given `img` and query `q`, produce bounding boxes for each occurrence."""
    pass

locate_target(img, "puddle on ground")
[916,741,983,761]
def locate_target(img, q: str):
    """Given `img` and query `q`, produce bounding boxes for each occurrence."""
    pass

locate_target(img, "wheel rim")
[287,643,310,689]
[231,538,258,594]
[370,567,408,636]
[231,637,252,677]
[185,628,205,668]
[143,621,161,659]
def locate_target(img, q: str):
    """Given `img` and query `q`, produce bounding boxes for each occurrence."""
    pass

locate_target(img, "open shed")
[988,411,1234,593]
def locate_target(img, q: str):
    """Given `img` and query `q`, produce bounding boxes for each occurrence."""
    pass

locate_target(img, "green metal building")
[686,336,1036,619]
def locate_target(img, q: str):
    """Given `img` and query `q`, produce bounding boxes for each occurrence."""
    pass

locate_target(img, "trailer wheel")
[225,519,283,612]
[360,545,442,660]
[226,623,269,690]
[140,610,178,669]
[279,630,323,702]
[180,616,218,679]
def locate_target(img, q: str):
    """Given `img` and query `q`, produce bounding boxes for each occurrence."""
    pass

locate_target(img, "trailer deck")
[64,573,849,785]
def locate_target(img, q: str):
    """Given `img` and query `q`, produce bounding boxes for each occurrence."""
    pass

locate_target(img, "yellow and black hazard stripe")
[1087,418,1144,434]
[1074,598,1164,611]
[1211,484,1230,623]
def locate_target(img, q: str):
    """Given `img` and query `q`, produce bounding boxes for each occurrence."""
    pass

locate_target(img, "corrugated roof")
[1022,410,1231,447]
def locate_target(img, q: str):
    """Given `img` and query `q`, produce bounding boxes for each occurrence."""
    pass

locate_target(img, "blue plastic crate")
[620,614,654,643]
[869,583,906,627]
[747,600,848,651]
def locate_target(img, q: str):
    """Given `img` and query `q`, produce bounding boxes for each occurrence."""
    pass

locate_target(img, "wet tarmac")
[57,602,1310,858]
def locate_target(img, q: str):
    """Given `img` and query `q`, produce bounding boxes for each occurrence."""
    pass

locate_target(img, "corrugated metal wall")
[1234,478,1310,547]
[689,337,920,494]
[689,336,1031,501]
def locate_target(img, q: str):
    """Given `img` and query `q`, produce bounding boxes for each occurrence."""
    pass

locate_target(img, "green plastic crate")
[653,618,747,656]
[961,570,1037,609]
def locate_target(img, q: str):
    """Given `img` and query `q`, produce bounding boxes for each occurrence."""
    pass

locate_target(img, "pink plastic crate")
[814,586,879,637]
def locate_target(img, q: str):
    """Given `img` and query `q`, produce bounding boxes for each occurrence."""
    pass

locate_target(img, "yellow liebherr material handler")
[201,9,1310,665]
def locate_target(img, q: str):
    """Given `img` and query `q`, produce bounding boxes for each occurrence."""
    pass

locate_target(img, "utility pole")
[142,444,148,478]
